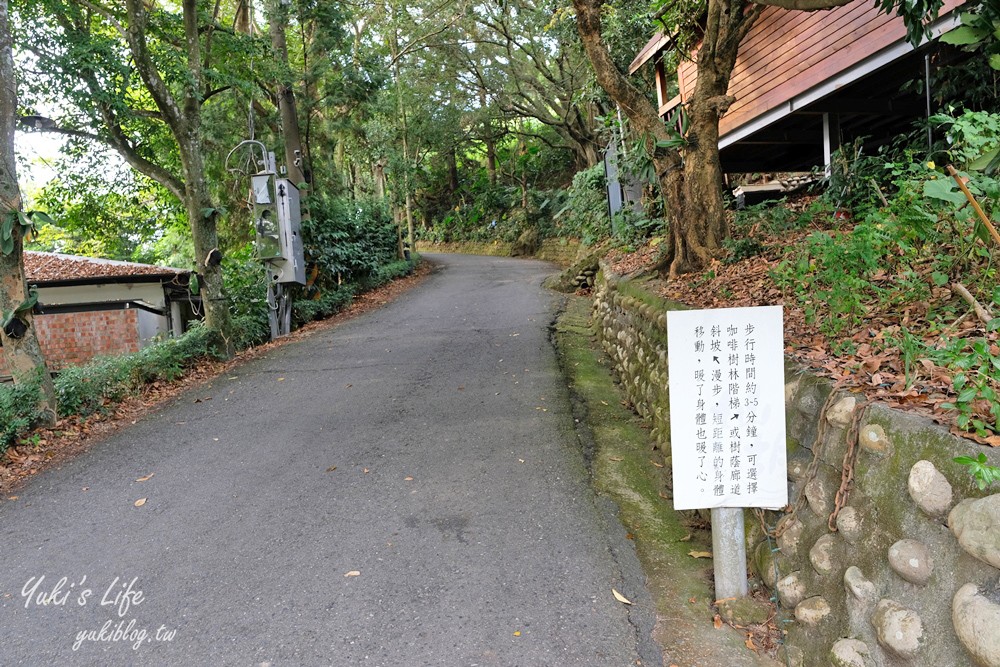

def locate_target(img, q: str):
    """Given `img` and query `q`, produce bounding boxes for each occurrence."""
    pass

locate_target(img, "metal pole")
[711,507,748,599]
[925,54,933,152]
[267,281,279,341]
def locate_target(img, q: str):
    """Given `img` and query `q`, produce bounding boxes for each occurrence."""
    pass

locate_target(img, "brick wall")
[0,308,141,375]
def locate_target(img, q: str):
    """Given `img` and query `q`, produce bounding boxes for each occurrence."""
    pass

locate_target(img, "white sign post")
[667,306,787,599]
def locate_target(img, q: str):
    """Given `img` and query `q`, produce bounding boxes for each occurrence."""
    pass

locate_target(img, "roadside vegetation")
[2,0,998,481]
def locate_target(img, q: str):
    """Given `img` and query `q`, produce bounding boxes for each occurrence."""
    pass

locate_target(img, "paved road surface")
[0,254,658,666]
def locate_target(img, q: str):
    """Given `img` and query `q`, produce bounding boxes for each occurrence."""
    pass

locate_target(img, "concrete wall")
[593,264,1000,667]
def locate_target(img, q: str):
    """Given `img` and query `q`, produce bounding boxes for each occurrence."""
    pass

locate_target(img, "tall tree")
[0,0,56,417]
[574,0,759,276]
[574,0,945,276]
[124,0,233,344]
[15,0,257,345]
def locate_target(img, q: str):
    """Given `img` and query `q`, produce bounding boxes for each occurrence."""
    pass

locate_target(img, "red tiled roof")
[24,251,189,283]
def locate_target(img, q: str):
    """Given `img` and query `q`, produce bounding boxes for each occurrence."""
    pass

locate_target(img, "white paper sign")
[667,306,787,510]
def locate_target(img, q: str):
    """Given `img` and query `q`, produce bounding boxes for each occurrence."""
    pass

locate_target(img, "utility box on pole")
[252,173,282,261]
[251,173,305,285]
[270,179,306,285]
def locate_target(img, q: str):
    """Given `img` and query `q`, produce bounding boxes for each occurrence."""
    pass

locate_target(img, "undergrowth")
[0,324,222,455]
[743,110,1000,440]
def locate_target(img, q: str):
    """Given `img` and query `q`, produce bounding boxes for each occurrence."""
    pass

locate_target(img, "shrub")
[55,324,223,417]
[555,164,611,244]
[0,380,43,454]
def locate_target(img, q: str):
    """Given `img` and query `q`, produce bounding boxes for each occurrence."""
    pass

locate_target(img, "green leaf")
[990,54,1000,71]
[931,271,949,286]
[957,387,979,403]
[923,178,967,205]
[975,221,992,244]
[27,210,55,226]
[970,146,1000,172]
[15,210,31,228]
[0,234,13,255]
[201,207,217,219]
[954,373,968,391]
[940,25,987,45]
[1,214,13,241]
[189,273,200,295]
[14,289,38,314]
[989,318,1000,332]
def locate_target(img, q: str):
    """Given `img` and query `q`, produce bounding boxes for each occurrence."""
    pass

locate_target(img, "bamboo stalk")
[947,165,1000,247]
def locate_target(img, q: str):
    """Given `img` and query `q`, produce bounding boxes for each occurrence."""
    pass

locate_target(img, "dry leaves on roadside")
[689,550,712,559]
[134,498,147,507]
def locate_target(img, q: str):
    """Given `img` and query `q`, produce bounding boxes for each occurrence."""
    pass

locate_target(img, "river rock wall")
[593,265,1000,667]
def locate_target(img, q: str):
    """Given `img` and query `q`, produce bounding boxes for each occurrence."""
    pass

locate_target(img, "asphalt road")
[0,253,658,667]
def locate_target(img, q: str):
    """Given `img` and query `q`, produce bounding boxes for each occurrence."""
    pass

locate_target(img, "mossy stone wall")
[416,238,582,267]
[594,263,1000,667]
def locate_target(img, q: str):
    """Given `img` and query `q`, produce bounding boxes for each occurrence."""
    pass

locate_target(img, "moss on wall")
[593,266,1000,667]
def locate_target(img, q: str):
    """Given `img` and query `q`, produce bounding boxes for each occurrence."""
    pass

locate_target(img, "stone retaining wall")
[416,238,582,267]
[593,264,1000,667]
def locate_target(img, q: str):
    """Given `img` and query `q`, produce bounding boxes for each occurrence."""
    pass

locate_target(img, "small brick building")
[0,252,200,378]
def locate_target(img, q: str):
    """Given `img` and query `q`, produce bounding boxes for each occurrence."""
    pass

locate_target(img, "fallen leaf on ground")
[344,570,360,577]
[7,496,18,501]
[609,456,624,462]
[612,589,632,605]
[363,468,370,474]
[326,466,337,472]
[513,631,521,637]
[688,597,697,604]
[134,498,147,507]
[746,633,758,651]
[135,473,155,482]
[277,377,285,382]
[679,533,693,542]
[713,614,723,629]
[649,460,664,468]
[404,476,414,481]
[689,550,713,559]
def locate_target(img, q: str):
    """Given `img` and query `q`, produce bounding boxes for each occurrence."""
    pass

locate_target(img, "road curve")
[1,253,657,666]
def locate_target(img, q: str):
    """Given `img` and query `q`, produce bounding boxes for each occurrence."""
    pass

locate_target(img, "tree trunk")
[268,0,307,187]
[480,89,497,186]
[447,147,459,194]
[0,0,56,419]
[234,0,252,35]
[573,0,756,277]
